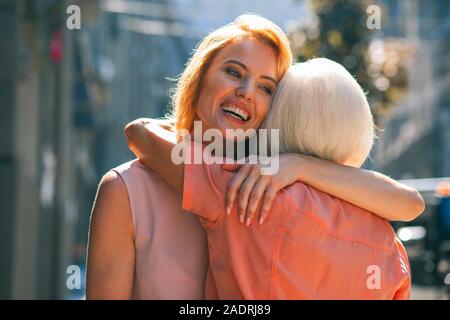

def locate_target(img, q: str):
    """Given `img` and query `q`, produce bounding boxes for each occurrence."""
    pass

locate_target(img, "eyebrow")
[224,59,278,86]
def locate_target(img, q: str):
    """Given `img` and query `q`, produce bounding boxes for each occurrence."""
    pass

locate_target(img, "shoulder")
[277,181,321,214]
[279,182,397,251]
[91,169,133,236]
[87,170,136,299]
[112,159,164,186]
[112,159,147,176]
[97,170,128,201]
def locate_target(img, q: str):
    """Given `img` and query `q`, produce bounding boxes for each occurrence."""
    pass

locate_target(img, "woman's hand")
[223,154,304,226]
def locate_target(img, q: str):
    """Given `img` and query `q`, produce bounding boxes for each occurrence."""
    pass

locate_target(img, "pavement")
[411,285,448,300]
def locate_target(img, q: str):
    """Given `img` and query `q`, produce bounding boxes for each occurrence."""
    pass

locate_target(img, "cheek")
[254,96,273,125]
[198,78,235,114]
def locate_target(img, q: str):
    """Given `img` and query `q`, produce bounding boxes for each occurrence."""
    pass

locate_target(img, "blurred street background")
[0,0,449,299]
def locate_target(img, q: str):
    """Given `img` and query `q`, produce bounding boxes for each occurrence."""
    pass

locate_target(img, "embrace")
[86,14,424,300]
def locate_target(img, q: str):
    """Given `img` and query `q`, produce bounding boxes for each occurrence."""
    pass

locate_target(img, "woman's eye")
[260,86,273,95]
[225,68,242,79]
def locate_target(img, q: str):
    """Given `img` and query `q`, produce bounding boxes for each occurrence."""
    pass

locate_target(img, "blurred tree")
[290,0,410,123]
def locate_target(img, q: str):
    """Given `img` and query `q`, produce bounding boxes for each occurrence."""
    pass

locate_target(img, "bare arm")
[124,119,183,191]
[86,171,135,299]
[225,154,424,225]
[296,154,425,221]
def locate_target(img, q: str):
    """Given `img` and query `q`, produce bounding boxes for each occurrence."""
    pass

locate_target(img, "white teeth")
[221,104,250,121]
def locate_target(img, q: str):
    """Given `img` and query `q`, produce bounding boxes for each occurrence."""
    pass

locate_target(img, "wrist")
[298,154,313,182]
[283,153,311,183]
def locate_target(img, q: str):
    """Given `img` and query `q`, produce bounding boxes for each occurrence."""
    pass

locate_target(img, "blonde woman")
[126,59,413,299]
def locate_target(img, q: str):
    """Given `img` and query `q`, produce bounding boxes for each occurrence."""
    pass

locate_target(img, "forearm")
[124,119,184,191]
[296,155,425,221]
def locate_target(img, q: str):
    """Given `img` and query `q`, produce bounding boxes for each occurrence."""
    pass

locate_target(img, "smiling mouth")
[220,104,250,122]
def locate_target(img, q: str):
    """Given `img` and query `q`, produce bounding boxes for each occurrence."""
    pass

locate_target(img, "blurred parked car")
[395,178,450,298]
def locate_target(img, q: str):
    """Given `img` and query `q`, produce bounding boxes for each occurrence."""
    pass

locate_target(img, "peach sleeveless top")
[112,159,208,299]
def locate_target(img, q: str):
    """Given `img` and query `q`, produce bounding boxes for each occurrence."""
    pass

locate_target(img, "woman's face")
[195,38,278,136]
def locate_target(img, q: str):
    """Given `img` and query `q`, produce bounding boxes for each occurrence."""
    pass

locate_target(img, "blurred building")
[370,0,450,297]
[372,0,450,179]
[0,0,101,300]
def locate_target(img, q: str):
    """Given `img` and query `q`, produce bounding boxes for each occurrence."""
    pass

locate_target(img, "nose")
[236,79,254,101]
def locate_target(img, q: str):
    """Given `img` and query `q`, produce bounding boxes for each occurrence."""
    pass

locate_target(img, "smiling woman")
[86,14,293,300]
[195,38,278,134]
[171,14,292,135]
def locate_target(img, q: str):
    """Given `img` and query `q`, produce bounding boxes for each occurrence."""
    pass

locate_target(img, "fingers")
[225,164,252,216]
[237,165,261,226]
[258,185,279,225]
[245,176,269,226]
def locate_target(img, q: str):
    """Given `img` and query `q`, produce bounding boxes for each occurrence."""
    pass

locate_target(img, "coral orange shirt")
[182,152,411,299]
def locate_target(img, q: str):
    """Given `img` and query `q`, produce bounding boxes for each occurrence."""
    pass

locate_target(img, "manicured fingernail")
[246,217,251,227]
[239,215,244,224]
[259,216,265,224]
[226,207,231,216]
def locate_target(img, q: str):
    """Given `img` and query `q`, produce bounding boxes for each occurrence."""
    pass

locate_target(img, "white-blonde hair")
[263,58,374,168]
